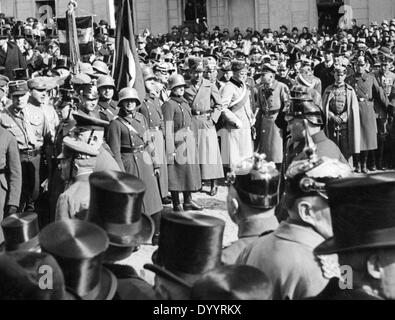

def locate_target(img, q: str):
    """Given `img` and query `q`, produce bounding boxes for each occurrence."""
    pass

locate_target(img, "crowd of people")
[0,11,395,300]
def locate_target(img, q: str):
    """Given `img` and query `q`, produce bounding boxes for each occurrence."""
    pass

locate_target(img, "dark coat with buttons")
[162,95,201,192]
[0,42,27,80]
[107,110,163,216]
[139,94,168,198]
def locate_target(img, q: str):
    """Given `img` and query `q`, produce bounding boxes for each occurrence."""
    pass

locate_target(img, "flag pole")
[67,0,81,74]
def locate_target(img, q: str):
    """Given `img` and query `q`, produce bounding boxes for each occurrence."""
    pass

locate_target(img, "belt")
[192,110,211,116]
[149,126,161,131]
[358,98,372,102]
[19,148,41,157]
[121,146,144,154]
[263,109,280,116]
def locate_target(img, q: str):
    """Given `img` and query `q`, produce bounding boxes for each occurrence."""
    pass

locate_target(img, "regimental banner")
[57,15,94,56]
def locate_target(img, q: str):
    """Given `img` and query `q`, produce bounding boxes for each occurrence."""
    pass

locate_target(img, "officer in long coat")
[184,57,224,196]
[139,67,170,204]
[162,74,202,212]
[106,87,163,220]
[0,126,22,244]
[254,64,290,167]
[346,56,388,172]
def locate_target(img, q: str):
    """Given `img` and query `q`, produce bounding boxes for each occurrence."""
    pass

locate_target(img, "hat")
[378,46,394,62]
[261,63,277,74]
[188,56,204,72]
[27,77,51,91]
[96,75,115,89]
[286,98,324,126]
[25,37,36,49]
[145,212,225,284]
[334,64,347,74]
[79,62,96,78]
[280,25,288,30]
[54,58,70,71]
[61,136,100,157]
[141,66,157,82]
[190,265,272,300]
[357,56,366,66]
[1,213,40,252]
[213,26,220,32]
[285,125,352,200]
[12,68,29,81]
[87,171,154,255]
[71,73,92,85]
[118,87,141,105]
[0,251,78,300]
[0,27,8,39]
[168,74,186,90]
[39,220,117,300]
[9,80,28,96]
[231,60,247,72]
[81,84,99,100]
[315,172,395,255]
[227,153,280,209]
[246,27,253,33]
[92,60,110,75]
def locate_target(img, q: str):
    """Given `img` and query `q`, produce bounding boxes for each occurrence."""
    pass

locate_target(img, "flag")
[57,15,94,56]
[113,0,145,98]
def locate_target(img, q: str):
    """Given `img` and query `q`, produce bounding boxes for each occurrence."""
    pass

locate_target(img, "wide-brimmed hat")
[0,251,80,300]
[145,212,225,284]
[0,213,40,252]
[39,220,117,300]
[87,171,154,257]
[315,172,395,255]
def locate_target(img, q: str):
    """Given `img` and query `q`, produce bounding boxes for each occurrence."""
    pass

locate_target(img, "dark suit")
[0,42,27,80]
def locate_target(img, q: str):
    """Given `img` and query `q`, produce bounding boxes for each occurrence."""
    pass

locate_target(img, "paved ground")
[119,182,238,285]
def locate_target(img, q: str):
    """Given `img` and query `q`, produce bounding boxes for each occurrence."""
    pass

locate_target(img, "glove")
[4,205,18,218]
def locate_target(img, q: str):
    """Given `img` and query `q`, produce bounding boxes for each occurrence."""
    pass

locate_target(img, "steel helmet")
[118,87,141,106]
[96,75,115,89]
[92,60,110,75]
[168,74,186,90]
[142,66,157,82]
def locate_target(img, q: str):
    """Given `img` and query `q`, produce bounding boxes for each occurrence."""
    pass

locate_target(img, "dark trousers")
[19,153,41,212]
[328,122,352,160]
[171,191,193,206]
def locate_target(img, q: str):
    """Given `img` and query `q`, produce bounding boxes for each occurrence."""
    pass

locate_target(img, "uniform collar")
[238,214,279,238]
[274,221,325,249]
[28,96,41,107]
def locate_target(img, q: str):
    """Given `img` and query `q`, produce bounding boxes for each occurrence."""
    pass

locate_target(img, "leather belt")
[19,148,41,157]
[149,126,161,131]
[263,109,280,116]
[192,110,211,116]
[121,146,144,154]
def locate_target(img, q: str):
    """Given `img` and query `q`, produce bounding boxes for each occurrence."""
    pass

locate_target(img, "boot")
[377,141,386,171]
[353,154,361,173]
[183,192,203,211]
[151,211,162,246]
[361,151,369,174]
[209,180,218,197]
[171,192,183,212]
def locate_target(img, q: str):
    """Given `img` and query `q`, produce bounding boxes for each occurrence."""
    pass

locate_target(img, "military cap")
[54,58,69,71]
[357,56,366,66]
[231,60,247,72]
[39,220,117,300]
[1,213,40,252]
[378,46,394,62]
[26,17,35,23]
[9,80,28,96]
[79,62,96,78]
[278,61,288,71]
[153,62,168,73]
[227,153,280,209]
[286,97,324,126]
[61,136,100,157]
[382,20,389,26]
[213,26,221,32]
[71,73,91,86]
[220,64,232,72]
[188,56,204,72]
[334,64,347,74]
[285,123,352,200]
[315,172,395,255]
[234,27,240,32]
[25,37,36,49]
[261,63,277,74]
[82,84,99,100]
[92,60,110,75]
[246,27,253,33]
[0,27,8,39]
[223,28,229,34]
[0,78,7,88]
[0,251,79,300]
[27,77,51,91]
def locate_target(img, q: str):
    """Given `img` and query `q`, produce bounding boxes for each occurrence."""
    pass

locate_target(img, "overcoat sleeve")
[106,120,126,171]
[6,134,21,207]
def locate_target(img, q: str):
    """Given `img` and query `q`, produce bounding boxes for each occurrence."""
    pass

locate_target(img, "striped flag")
[113,0,145,98]
[57,15,94,56]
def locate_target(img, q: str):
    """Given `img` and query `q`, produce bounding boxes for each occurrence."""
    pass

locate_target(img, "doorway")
[317,0,344,34]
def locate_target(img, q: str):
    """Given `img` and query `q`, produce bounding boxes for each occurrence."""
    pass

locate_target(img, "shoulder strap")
[229,84,247,108]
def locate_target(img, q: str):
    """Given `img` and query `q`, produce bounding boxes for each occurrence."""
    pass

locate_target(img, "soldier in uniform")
[276,61,295,90]
[373,48,395,170]
[322,65,361,164]
[0,124,22,244]
[254,64,290,168]
[184,57,224,196]
[219,60,255,172]
[346,56,388,173]
[314,172,395,300]
[153,63,170,105]
[162,74,202,211]
[222,153,280,265]
[139,67,171,205]
[77,84,101,119]
[237,123,352,300]
[96,75,118,122]
[106,87,163,238]
[0,80,50,212]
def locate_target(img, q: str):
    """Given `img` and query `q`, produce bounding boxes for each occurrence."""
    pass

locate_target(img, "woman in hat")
[106,87,163,233]
[162,74,202,211]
